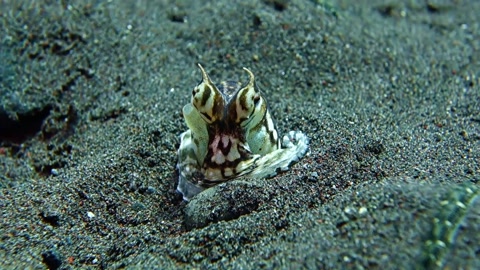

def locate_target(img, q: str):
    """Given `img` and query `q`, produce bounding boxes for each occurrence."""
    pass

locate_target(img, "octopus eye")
[192,87,199,96]
[253,94,261,105]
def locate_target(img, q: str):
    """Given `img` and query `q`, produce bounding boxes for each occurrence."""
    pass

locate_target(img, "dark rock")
[184,180,271,230]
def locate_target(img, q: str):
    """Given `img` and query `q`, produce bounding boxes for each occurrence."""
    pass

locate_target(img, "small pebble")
[309,171,319,182]
[51,168,59,176]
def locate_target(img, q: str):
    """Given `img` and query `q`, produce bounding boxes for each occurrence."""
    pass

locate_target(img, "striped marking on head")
[192,64,224,123]
[231,68,267,127]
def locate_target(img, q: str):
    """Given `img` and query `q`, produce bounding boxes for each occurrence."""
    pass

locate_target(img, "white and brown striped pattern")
[176,64,309,200]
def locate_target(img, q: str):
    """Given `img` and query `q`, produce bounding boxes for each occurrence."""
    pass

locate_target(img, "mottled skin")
[177,64,309,200]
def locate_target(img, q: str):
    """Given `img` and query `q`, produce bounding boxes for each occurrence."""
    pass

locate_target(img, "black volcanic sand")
[1,0,479,269]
